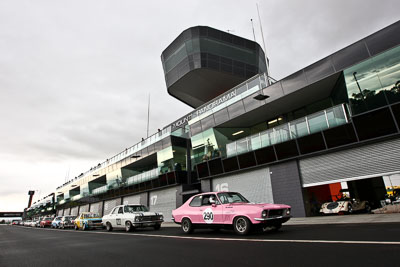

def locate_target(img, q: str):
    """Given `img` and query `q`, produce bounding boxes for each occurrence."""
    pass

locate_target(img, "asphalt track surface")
[1,223,399,267]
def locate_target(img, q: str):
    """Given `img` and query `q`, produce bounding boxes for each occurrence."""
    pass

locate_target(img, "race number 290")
[203,208,214,224]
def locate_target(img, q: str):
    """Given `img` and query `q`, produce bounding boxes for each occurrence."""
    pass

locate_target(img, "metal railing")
[188,73,270,125]
[226,104,349,158]
[126,168,160,186]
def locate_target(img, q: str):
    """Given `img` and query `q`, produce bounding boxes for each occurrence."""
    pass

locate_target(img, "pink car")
[172,191,291,235]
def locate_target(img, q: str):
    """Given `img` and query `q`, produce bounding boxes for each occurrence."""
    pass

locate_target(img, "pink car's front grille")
[268,209,284,217]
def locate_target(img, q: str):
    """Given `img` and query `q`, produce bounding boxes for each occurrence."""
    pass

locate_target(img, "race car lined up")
[74,212,103,230]
[102,204,163,232]
[172,191,291,235]
[59,215,76,229]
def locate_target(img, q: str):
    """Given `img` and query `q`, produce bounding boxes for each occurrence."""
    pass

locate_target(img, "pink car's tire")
[181,218,193,234]
[233,216,251,235]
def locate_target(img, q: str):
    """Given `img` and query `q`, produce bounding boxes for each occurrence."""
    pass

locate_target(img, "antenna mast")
[250,19,256,42]
[256,3,271,85]
[146,93,150,138]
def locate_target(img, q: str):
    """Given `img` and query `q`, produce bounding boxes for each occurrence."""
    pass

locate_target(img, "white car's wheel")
[106,222,113,232]
[125,221,133,232]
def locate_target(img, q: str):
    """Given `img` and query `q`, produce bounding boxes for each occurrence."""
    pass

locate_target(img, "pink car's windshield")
[217,192,249,204]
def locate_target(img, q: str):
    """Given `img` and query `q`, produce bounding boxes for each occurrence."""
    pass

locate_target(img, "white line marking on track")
[20,226,400,246]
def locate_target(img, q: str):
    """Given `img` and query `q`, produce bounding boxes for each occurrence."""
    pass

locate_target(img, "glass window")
[235,138,250,155]
[344,45,400,114]
[260,130,271,148]
[200,194,219,206]
[290,118,309,138]
[157,147,174,174]
[274,124,290,143]
[307,111,328,134]
[226,142,237,158]
[189,196,202,207]
[118,207,123,214]
[250,134,262,151]
[172,146,187,171]
[217,192,249,204]
[326,105,347,128]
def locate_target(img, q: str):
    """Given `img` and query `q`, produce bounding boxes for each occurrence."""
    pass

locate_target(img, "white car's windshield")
[124,205,149,213]
[83,213,99,218]
[217,192,249,204]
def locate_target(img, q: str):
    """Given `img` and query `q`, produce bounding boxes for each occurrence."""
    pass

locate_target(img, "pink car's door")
[196,194,223,225]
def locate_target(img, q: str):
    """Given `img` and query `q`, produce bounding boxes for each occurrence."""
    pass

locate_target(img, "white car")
[102,204,163,232]
[320,200,352,214]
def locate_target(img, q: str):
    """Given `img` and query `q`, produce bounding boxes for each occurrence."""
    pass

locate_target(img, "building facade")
[45,21,400,220]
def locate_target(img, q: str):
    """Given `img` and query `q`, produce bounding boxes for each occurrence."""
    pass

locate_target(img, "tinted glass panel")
[162,137,172,149]
[254,146,276,164]
[208,158,224,176]
[297,132,326,154]
[274,140,299,160]
[201,115,215,131]
[392,103,400,127]
[154,141,163,152]
[213,108,230,125]
[227,100,245,119]
[353,107,397,141]
[323,123,358,148]
[332,41,370,71]
[190,121,202,136]
[304,57,336,84]
[243,92,263,112]
[281,70,308,94]
[196,162,210,178]
[365,22,400,56]
[238,152,257,169]
[222,157,239,172]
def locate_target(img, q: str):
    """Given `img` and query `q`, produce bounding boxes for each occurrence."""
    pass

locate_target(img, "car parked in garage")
[320,189,371,215]
[59,215,77,229]
[40,217,53,228]
[74,212,103,230]
[172,191,291,235]
[102,204,163,232]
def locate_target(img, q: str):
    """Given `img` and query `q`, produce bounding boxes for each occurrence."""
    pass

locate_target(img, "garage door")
[63,208,70,216]
[211,166,274,204]
[79,204,89,213]
[90,202,103,216]
[103,198,120,215]
[70,206,79,216]
[149,187,177,222]
[123,194,141,205]
[57,209,63,217]
[300,138,400,187]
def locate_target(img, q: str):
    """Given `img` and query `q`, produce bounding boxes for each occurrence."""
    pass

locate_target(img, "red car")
[40,217,53,228]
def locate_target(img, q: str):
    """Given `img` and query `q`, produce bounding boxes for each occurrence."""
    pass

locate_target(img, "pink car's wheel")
[234,217,251,235]
[181,218,193,234]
